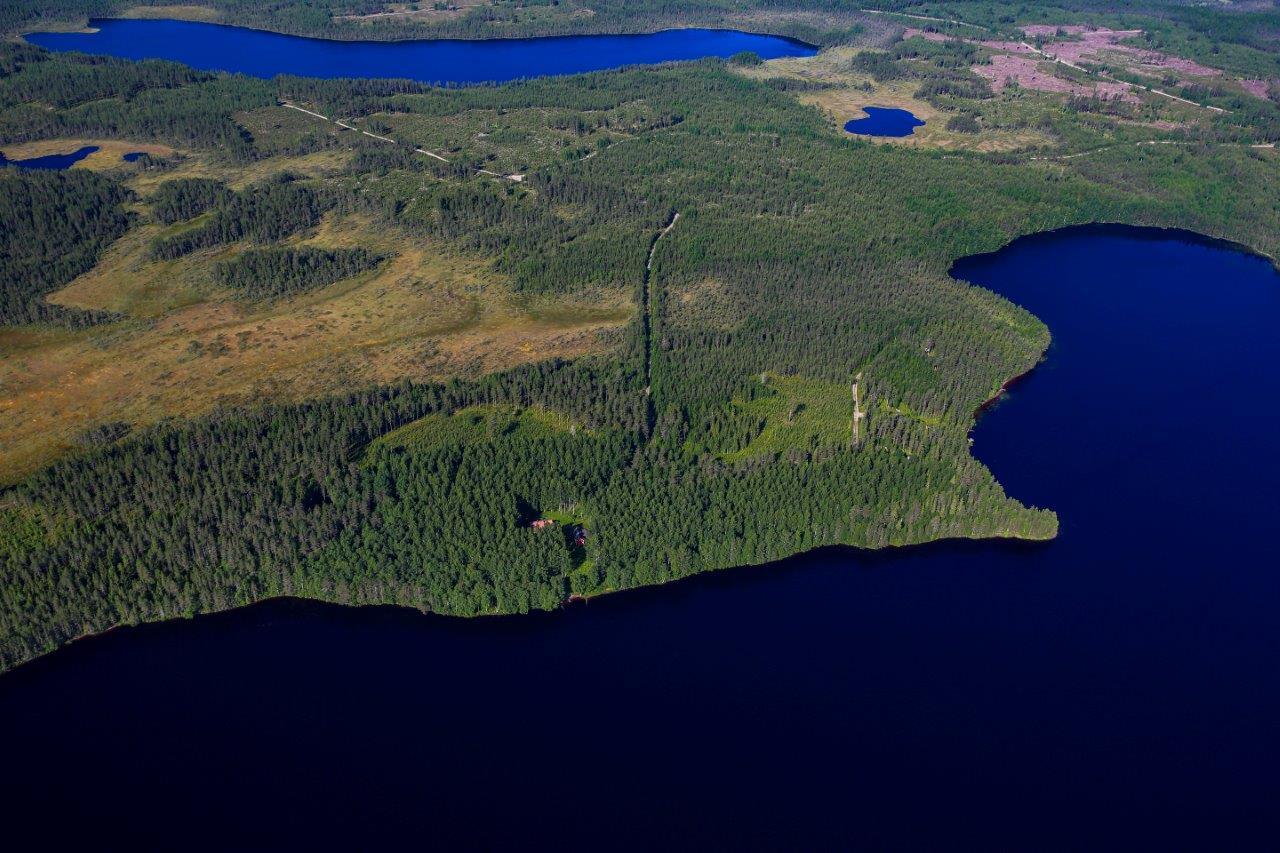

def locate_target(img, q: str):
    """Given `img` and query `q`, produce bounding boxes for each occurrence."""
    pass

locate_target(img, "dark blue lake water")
[2,226,1278,849]
[844,106,925,137]
[0,144,98,169]
[26,19,815,83]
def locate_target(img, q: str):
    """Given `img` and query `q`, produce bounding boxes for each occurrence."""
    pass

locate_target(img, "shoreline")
[4,523,1058,677]
[973,361,1042,421]
[21,17,821,51]
[16,218,1271,676]
[956,218,1280,434]
[952,221,1279,276]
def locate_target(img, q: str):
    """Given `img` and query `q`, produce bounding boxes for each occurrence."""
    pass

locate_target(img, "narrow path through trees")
[279,101,521,177]
[641,210,679,433]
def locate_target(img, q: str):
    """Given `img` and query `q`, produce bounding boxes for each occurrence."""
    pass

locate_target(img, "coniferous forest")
[2,1,1279,671]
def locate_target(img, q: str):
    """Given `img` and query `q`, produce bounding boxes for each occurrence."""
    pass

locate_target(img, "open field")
[366,404,580,458]
[369,105,641,175]
[737,38,1253,156]
[49,216,214,318]
[0,207,631,483]
[713,373,853,462]
[126,148,354,194]
[234,106,348,157]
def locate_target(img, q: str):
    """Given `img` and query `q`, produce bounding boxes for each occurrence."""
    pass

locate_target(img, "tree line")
[149,175,331,259]
[215,247,387,299]
[0,168,128,326]
[150,177,233,224]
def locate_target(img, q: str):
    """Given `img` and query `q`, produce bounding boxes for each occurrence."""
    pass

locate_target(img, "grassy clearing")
[118,5,222,22]
[124,149,352,196]
[804,79,1052,152]
[234,106,347,156]
[368,103,650,174]
[718,373,854,462]
[735,46,1219,154]
[879,398,943,427]
[367,404,580,456]
[49,217,217,318]
[735,48,1054,152]
[0,201,631,483]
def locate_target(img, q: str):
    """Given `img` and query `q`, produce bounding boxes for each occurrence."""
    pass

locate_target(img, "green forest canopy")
[1,0,1279,671]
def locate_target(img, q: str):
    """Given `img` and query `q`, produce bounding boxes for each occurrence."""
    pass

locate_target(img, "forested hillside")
[2,0,1279,671]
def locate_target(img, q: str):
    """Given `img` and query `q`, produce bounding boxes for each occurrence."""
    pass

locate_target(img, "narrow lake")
[2,225,1276,847]
[25,19,815,82]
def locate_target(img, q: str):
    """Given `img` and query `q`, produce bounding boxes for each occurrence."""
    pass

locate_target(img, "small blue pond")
[122,151,147,162]
[26,19,816,83]
[844,106,925,137]
[0,145,99,169]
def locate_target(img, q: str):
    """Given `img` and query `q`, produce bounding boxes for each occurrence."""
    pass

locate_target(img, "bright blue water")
[844,105,925,137]
[0,145,99,169]
[26,19,815,83]
[2,225,1278,848]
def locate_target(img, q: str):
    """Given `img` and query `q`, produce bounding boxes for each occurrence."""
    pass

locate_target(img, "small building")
[530,518,556,530]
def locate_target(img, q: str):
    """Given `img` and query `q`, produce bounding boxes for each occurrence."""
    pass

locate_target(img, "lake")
[0,144,99,169]
[2,224,1276,847]
[844,106,925,137]
[25,19,816,83]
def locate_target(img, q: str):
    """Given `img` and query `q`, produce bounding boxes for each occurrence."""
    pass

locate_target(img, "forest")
[0,168,129,326]
[216,247,387,298]
[1,1,1279,671]
[149,176,332,259]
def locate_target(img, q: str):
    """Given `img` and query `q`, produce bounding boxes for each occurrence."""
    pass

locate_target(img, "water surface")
[26,19,815,83]
[844,105,925,137]
[0,144,99,169]
[2,226,1278,848]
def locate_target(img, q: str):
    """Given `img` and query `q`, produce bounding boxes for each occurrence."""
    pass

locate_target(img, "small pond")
[844,106,925,137]
[0,145,99,169]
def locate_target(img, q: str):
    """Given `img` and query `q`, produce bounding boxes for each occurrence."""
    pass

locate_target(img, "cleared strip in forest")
[1030,138,1275,162]
[858,9,992,32]
[641,211,679,432]
[278,101,517,175]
